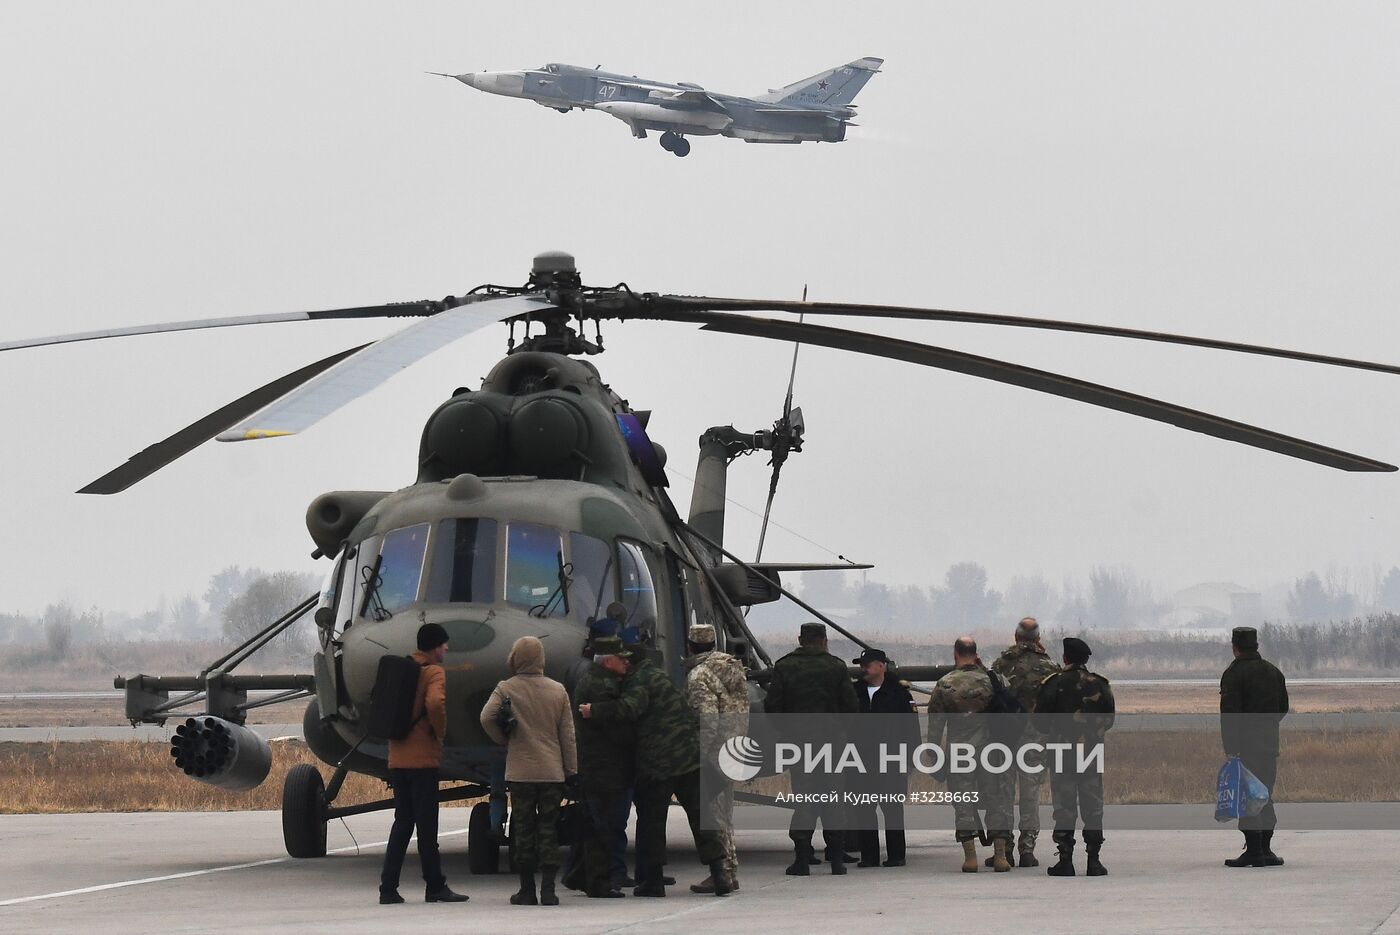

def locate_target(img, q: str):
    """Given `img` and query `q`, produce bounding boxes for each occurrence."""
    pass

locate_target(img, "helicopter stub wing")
[676,313,1395,473]
[217,294,556,441]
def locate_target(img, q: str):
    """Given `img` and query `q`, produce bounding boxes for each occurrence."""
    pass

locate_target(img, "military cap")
[1063,636,1092,664]
[591,635,625,657]
[619,625,642,646]
[1231,626,1259,651]
[799,622,827,641]
[853,647,890,665]
[688,623,717,644]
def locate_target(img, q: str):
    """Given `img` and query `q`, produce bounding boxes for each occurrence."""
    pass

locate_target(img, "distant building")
[1165,582,1260,630]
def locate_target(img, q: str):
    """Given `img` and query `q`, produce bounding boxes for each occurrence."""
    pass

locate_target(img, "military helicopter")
[6,250,1398,870]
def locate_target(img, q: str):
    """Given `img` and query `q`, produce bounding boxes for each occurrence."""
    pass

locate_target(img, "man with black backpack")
[378,623,469,905]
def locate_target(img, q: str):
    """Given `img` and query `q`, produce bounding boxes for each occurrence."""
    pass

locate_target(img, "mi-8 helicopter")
[6,250,1398,870]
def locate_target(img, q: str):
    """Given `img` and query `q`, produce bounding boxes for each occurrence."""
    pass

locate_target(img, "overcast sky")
[3,2,1400,617]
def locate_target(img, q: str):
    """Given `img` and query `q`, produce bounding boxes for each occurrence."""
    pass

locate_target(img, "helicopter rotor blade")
[681,314,1395,473]
[78,344,371,494]
[652,295,1400,377]
[0,301,446,354]
[217,293,556,442]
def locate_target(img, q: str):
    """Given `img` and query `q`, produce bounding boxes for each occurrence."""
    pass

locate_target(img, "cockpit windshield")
[617,540,659,632]
[362,523,429,620]
[505,523,567,617]
[426,518,497,604]
[569,532,617,626]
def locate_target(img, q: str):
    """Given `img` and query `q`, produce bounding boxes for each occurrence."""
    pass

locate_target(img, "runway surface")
[3,809,1399,934]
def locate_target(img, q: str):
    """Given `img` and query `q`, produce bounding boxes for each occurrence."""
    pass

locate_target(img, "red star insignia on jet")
[818,80,830,90]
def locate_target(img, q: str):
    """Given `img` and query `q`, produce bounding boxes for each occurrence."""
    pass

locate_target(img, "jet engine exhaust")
[169,716,273,792]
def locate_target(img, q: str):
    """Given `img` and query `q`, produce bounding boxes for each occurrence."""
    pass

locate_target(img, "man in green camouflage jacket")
[763,622,860,875]
[927,636,1015,873]
[568,636,634,898]
[1033,636,1115,878]
[990,616,1061,867]
[1220,626,1289,868]
[579,642,729,897]
[684,622,750,893]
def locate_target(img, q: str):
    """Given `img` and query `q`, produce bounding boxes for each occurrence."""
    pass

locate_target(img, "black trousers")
[1240,753,1279,832]
[634,768,725,880]
[850,777,907,863]
[788,769,847,854]
[380,768,446,894]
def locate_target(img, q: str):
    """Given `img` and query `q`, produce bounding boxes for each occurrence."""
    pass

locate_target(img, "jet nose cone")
[453,73,480,89]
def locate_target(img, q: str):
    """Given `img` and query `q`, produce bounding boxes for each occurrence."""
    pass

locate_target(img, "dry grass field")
[1113,681,1400,714]
[0,696,309,728]
[0,740,482,814]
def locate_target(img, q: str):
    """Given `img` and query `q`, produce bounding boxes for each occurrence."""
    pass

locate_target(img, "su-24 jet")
[440,57,883,156]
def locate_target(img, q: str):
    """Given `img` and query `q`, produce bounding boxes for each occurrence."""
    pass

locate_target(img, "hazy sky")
[4,2,1400,616]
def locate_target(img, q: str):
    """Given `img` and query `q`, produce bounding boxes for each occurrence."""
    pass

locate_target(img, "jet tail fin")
[757,57,883,108]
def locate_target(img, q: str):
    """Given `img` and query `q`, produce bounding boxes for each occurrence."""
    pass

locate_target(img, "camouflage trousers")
[1049,769,1104,833]
[509,781,564,870]
[949,767,1012,844]
[705,782,738,873]
[1001,742,1045,850]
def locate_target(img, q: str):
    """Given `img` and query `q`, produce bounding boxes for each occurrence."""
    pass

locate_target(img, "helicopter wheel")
[659,131,678,153]
[672,137,691,157]
[282,764,328,858]
[467,801,501,874]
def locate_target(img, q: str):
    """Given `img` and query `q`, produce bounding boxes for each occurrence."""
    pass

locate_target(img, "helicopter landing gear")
[468,801,503,874]
[659,131,691,157]
[282,763,328,858]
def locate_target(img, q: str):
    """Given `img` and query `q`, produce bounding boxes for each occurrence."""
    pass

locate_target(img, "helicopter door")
[568,532,617,627]
[617,540,660,652]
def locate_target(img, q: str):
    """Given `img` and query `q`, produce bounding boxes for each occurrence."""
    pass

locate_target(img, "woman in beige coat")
[480,636,578,906]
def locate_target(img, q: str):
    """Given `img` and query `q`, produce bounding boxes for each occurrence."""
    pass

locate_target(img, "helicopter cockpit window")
[506,523,567,617]
[425,518,497,604]
[569,532,616,626]
[362,523,429,620]
[617,540,659,633]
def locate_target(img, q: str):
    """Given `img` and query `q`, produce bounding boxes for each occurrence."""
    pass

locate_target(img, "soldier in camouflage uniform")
[1033,636,1115,878]
[926,636,1015,873]
[990,616,1061,867]
[684,622,750,893]
[763,622,860,876]
[567,635,633,898]
[579,642,730,897]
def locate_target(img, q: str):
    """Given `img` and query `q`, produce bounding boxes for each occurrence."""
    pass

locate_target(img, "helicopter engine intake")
[168,716,273,792]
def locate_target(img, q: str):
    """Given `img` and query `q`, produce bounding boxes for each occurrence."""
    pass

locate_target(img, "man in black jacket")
[849,648,918,867]
[1220,626,1289,868]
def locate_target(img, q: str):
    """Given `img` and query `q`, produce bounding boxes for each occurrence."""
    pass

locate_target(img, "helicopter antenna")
[754,285,806,563]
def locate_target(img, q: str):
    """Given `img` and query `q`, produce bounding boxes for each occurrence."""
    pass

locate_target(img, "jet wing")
[656,88,728,110]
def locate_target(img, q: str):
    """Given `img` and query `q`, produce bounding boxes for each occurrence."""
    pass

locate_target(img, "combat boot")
[1046,831,1075,877]
[1259,830,1284,867]
[961,839,979,873]
[539,866,559,906]
[509,870,538,905]
[708,859,733,894]
[1084,831,1107,876]
[829,848,847,875]
[785,843,813,876]
[1224,830,1264,868]
[1018,831,1038,868]
[992,838,1011,872]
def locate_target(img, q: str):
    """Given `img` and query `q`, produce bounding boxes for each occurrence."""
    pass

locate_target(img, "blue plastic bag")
[1215,755,1271,822]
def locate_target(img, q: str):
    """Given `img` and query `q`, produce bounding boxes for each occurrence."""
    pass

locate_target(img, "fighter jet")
[441,58,883,156]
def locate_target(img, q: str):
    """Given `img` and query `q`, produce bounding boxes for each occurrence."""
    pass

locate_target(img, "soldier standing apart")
[685,623,750,893]
[926,636,1015,873]
[480,636,578,907]
[1033,636,1115,877]
[1220,626,1289,868]
[578,641,732,897]
[990,616,1061,867]
[566,634,633,898]
[379,623,469,905]
[850,647,917,868]
[764,622,860,876]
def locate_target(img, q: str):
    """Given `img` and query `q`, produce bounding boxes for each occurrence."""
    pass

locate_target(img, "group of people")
[373,613,1290,905]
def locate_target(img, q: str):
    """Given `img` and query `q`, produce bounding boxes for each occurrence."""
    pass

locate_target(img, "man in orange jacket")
[379,623,469,905]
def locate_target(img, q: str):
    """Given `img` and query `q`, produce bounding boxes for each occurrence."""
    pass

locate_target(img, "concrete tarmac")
[2,809,1399,934]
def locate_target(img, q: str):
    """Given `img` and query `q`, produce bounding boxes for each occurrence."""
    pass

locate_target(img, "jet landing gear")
[659,131,691,157]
